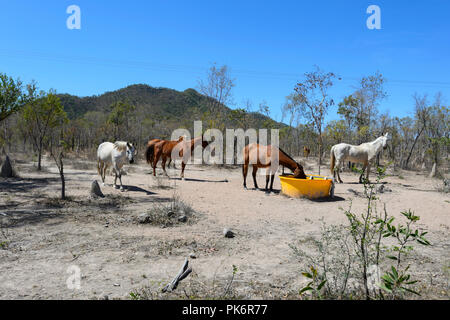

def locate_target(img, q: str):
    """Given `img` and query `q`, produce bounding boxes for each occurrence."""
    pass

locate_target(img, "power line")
[1,49,450,88]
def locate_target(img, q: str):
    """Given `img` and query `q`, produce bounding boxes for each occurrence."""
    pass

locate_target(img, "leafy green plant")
[299,266,327,299]
[294,165,431,300]
[380,209,430,297]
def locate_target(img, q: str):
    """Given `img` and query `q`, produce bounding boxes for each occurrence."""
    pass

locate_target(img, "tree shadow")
[0,177,58,193]
[1,209,65,229]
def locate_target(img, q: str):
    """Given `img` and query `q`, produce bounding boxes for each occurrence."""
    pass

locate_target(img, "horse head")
[293,162,307,179]
[126,142,136,164]
[382,132,390,150]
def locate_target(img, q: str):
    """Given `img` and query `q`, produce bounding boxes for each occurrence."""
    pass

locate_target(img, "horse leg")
[118,169,124,191]
[252,165,259,190]
[265,173,270,193]
[113,168,118,189]
[335,160,343,183]
[359,162,367,183]
[152,149,161,176]
[162,156,169,177]
[365,162,371,183]
[270,173,275,193]
[181,162,186,180]
[102,164,108,186]
[242,164,248,189]
[99,162,105,185]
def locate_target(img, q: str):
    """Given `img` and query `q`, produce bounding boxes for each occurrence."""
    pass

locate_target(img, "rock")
[377,185,392,193]
[178,215,187,223]
[223,228,235,238]
[90,180,104,198]
[167,211,175,217]
[443,179,450,193]
[0,156,13,178]
[189,252,196,259]
[138,212,152,224]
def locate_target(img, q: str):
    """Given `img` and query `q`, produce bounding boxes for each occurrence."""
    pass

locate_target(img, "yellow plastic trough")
[279,174,335,199]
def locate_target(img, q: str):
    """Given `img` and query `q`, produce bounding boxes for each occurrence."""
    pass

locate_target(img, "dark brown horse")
[303,146,311,158]
[176,136,210,179]
[243,143,306,193]
[145,136,184,176]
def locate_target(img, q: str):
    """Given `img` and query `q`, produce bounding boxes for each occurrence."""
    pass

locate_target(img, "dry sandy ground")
[0,154,449,300]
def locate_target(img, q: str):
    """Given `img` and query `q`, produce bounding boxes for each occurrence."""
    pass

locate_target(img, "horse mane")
[113,141,128,152]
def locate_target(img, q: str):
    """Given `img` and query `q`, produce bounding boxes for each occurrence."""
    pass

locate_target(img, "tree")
[338,72,387,143]
[292,66,336,174]
[404,93,430,169]
[426,94,449,177]
[326,120,348,145]
[22,89,67,170]
[107,100,136,141]
[50,129,70,200]
[198,63,235,130]
[0,73,24,122]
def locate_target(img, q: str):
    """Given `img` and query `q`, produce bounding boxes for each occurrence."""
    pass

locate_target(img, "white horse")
[97,141,136,190]
[330,133,389,183]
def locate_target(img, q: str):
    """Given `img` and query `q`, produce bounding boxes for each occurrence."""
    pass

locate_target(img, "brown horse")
[176,136,210,179]
[303,146,311,158]
[243,143,307,193]
[146,138,176,169]
[145,136,184,176]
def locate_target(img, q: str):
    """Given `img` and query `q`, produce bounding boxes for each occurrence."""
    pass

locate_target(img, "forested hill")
[57,84,280,129]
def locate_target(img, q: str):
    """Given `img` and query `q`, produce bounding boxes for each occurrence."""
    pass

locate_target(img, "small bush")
[292,165,431,300]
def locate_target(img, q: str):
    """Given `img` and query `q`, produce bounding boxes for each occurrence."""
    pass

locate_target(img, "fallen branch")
[162,258,192,293]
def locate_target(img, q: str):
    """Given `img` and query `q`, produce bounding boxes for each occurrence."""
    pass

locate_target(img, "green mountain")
[58,84,280,129]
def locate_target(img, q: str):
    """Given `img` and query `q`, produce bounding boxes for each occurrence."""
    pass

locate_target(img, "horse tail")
[145,143,155,164]
[330,146,335,174]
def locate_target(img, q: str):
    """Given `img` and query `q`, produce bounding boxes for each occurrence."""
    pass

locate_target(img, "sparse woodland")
[2,65,447,178]
[0,66,449,301]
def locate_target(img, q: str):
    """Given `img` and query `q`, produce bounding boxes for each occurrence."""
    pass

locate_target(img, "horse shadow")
[169,177,229,183]
[251,188,281,195]
[124,185,156,195]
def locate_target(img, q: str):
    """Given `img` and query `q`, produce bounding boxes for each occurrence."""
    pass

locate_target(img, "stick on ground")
[162,258,192,293]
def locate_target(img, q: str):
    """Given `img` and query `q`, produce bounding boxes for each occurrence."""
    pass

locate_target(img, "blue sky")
[0,0,449,124]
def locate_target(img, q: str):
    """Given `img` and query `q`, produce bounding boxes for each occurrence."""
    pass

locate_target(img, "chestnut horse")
[303,146,311,158]
[243,143,307,193]
[145,136,184,176]
[146,138,176,169]
[176,136,210,179]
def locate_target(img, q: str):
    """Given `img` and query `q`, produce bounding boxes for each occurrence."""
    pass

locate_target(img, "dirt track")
[0,155,449,299]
